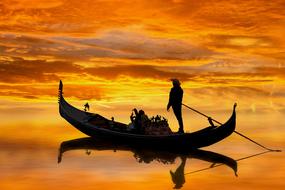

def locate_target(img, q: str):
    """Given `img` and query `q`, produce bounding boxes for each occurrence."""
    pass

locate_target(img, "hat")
[170,78,181,85]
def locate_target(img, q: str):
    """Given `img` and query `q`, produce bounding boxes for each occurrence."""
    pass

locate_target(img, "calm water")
[0,104,284,190]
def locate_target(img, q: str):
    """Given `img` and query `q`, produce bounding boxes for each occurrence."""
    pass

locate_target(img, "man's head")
[170,78,181,87]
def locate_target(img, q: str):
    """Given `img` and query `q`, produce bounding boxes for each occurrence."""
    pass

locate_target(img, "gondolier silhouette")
[167,79,184,133]
[170,156,186,189]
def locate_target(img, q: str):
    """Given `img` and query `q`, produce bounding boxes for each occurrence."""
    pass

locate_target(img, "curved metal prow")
[233,103,237,111]
[58,80,63,103]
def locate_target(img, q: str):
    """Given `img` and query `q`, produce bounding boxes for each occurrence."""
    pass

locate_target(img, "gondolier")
[167,79,184,133]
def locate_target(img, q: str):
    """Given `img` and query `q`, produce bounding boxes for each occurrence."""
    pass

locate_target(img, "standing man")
[167,79,184,133]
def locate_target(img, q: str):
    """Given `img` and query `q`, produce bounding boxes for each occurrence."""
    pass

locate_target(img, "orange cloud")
[2,0,63,10]
[0,0,284,116]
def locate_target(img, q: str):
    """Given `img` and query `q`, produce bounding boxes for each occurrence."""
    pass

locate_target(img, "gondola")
[58,80,237,150]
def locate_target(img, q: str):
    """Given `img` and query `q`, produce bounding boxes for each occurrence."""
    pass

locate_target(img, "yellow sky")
[0,0,284,115]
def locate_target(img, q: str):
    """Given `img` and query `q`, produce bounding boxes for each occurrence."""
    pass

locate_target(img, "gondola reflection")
[58,137,238,189]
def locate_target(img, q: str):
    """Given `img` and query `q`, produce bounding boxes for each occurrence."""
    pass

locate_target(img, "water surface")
[1,105,284,190]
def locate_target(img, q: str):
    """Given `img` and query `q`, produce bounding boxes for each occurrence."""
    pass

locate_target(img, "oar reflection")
[185,150,272,176]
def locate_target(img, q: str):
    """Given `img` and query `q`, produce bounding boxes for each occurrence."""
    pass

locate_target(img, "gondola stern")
[232,103,237,127]
[222,103,237,136]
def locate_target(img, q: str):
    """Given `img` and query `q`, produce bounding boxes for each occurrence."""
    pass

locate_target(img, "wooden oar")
[182,103,281,152]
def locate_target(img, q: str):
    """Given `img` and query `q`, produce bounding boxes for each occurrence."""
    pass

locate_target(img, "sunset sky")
[1,1,285,189]
[0,0,284,123]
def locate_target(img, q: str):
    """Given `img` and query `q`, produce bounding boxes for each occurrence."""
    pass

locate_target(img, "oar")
[182,103,281,152]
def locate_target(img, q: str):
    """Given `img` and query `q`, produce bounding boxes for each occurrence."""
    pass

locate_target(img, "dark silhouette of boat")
[57,137,238,176]
[58,137,238,189]
[58,80,237,150]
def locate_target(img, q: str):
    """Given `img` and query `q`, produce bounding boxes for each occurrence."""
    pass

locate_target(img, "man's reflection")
[170,156,186,189]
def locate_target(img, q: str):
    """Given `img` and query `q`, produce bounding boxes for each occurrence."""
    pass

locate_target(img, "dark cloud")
[85,64,193,81]
[0,57,193,99]
[1,56,283,85]
[0,57,82,83]
[0,56,195,84]
[62,30,215,60]
[0,84,105,100]
[254,67,285,78]
[0,54,283,100]
[0,32,215,60]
